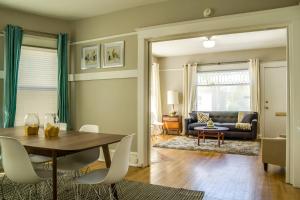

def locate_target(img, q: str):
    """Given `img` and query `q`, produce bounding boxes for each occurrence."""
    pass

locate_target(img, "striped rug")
[1,177,205,200]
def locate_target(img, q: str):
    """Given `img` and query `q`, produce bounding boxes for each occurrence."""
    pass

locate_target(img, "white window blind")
[197,70,250,86]
[196,70,250,111]
[18,46,58,90]
[15,46,58,126]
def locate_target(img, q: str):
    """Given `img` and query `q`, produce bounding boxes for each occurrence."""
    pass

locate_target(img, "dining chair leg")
[111,184,119,200]
[52,151,58,200]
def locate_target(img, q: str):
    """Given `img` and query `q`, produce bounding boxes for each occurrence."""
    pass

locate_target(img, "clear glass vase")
[24,113,39,136]
[44,113,60,137]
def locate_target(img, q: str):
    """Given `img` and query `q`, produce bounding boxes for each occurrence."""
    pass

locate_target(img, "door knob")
[265,106,269,109]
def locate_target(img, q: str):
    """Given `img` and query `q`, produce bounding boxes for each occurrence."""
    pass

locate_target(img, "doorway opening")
[148,28,288,191]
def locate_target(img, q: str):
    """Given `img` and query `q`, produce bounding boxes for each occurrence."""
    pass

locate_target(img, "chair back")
[77,124,100,162]
[104,134,133,184]
[0,137,40,183]
[79,124,99,133]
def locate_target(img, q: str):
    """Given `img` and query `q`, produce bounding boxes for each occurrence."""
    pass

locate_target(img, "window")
[196,70,250,111]
[15,46,58,126]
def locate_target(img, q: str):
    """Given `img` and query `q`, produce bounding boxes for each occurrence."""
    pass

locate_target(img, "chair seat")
[57,147,100,171]
[57,151,98,171]
[75,169,109,185]
[29,154,52,163]
[34,169,52,180]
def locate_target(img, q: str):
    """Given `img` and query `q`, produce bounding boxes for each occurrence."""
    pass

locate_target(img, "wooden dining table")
[0,127,125,200]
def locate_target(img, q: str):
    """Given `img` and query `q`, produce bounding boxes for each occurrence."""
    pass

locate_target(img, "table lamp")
[167,90,179,116]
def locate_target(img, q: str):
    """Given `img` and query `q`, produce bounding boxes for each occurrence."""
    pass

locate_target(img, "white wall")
[157,47,286,115]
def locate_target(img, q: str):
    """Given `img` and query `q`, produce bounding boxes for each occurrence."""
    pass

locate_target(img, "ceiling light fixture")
[203,37,216,48]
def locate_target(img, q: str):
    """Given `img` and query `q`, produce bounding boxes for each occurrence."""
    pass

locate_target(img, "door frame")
[136,5,300,187]
[260,61,288,138]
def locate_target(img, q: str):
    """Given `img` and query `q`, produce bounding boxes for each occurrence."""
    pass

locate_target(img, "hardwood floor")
[92,135,300,200]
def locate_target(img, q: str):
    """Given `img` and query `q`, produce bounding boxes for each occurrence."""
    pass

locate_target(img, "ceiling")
[0,0,167,20]
[152,29,287,57]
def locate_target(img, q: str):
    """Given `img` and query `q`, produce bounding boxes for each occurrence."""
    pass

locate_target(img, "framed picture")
[103,41,124,68]
[81,45,100,69]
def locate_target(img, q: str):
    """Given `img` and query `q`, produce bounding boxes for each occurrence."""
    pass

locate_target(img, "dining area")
[0,113,133,200]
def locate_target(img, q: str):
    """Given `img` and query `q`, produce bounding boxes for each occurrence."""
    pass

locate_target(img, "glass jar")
[24,113,39,136]
[44,113,60,137]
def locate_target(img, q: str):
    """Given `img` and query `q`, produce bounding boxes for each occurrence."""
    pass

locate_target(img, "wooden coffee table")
[194,126,229,147]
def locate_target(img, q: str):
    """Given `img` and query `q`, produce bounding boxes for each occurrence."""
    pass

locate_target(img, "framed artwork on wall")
[81,45,100,69]
[103,41,124,68]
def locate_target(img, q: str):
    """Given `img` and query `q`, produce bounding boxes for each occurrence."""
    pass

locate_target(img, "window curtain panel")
[150,63,162,123]
[249,59,260,113]
[57,33,69,127]
[183,64,197,133]
[3,25,23,128]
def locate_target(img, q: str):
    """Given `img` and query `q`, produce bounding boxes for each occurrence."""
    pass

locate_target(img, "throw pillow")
[197,112,210,123]
[235,123,252,131]
[238,112,245,123]
[241,113,255,123]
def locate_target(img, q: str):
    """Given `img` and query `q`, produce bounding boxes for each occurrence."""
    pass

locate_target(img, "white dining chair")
[0,136,52,199]
[57,124,100,175]
[73,134,133,200]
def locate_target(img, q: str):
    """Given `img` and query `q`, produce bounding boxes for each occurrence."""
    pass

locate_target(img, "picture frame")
[103,41,124,68]
[81,45,100,70]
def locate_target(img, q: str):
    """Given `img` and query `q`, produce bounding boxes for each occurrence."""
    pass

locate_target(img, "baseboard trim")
[98,149,139,167]
[68,69,138,81]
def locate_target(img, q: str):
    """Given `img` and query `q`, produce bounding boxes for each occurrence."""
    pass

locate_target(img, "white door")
[263,66,287,138]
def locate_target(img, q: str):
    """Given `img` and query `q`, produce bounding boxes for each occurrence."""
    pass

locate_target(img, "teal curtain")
[57,33,69,127]
[3,25,23,128]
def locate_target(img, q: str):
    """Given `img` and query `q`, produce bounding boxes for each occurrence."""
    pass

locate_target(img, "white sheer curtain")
[249,58,260,113]
[183,63,197,120]
[150,63,162,123]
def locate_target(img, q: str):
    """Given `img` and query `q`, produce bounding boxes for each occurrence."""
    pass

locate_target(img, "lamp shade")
[167,90,179,105]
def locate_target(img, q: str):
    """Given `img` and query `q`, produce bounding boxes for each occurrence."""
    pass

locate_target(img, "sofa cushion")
[209,112,238,123]
[217,123,236,130]
[218,123,251,132]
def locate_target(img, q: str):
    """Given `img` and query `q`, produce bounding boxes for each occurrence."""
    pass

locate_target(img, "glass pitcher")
[24,113,39,136]
[44,113,60,137]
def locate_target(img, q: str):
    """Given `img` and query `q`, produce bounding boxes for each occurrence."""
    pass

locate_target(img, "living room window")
[196,69,250,111]
[14,46,58,126]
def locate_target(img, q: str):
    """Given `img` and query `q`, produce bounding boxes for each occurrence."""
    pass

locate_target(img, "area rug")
[0,177,205,200]
[153,136,260,156]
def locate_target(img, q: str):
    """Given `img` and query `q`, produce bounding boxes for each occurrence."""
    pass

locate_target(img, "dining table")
[0,126,126,200]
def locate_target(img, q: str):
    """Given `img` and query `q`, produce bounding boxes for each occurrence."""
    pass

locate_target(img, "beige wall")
[71,0,299,41]
[0,7,70,35]
[158,47,286,115]
[70,34,138,151]
[72,78,137,150]
[72,35,137,73]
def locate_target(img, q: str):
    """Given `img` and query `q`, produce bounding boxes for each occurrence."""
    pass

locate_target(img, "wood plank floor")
[92,135,300,200]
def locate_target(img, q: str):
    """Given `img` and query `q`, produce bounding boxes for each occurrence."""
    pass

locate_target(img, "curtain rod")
[184,60,249,67]
[1,29,58,38]
[198,60,250,66]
